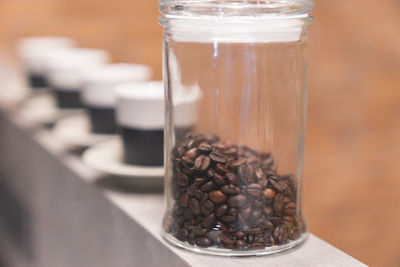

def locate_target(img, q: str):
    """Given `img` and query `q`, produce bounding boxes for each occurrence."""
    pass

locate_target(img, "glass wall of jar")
[160,0,314,256]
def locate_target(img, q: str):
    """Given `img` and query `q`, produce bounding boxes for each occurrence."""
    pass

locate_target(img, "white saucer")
[52,113,115,148]
[82,139,164,186]
[17,91,81,126]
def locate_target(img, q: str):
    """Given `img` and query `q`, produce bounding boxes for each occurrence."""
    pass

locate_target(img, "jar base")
[162,229,308,257]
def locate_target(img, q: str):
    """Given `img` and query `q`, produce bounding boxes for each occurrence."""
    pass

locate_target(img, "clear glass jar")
[160,0,314,256]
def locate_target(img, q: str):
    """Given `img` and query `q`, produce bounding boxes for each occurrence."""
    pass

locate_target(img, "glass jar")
[160,0,314,256]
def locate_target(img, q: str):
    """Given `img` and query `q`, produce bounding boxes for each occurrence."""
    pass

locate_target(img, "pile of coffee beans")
[163,132,305,250]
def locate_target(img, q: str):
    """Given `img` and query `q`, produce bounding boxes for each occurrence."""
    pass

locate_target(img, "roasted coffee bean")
[198,142,212,153]
[194,177,207,185]
[194,155,211,171]
[215,204,229,217]
[176,228,188,241]
[216,163,230,174]
[194,227,208,236]
[251,243,265,249]
[209,190,227,204]
[258,178,269,188]
[182,156,194,166]
[209,152,227,164]
[176,173,189,186]
[255,168,266,180]
[225,173,238,185]
[184,148,199,160]
[206,168,215,178]
[247,183,262,196]
[273,194,286,214]
[227,194,247,208]
[284,202,297,215]
[213,173,227,185]
[200,200,214,216]
[195,237,212,247]
[263,188,276,199]
[180,193,189,207]
[221,215,236,223]
[220,233,235,245]
[200,181,215,192]
[189,198,201,215]
[250,209,262,221]
[202,213,215,227]
[233,230,245,239]
[182,166,196,174]
[221,184,241,194]
[229,158,247,168]
[269,177,288,193]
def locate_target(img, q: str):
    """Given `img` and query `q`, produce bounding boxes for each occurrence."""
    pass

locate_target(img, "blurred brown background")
[0,0,399,266]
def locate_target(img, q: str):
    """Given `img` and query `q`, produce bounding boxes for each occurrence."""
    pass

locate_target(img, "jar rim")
[159,0,314,18]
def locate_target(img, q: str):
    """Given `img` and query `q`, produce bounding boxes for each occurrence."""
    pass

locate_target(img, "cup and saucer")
[82,81,165,188]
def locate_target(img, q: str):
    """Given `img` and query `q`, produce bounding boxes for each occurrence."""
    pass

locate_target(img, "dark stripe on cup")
[53,89,82,109]
[28,73,47,88]
[87,106,116,134]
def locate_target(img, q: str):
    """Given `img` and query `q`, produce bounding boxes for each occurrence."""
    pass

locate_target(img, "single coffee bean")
[269,177,288,193]
[209,190,228,204]
[221,184,241,195]
[182,156,194,166]
[216,163,230,174]
[247,183,262,196]
[182,166,196,174]
[215,204,229,217]
[227,194,247,208]
[200,200,214,216]
[221,215,236,223]
[258,178,269,188]
[200,181,215,192]
[194,189,205,201]
[233,230,245,239]
[194,177,207,185]
[229,208,239,216]
[225,173,238,185]
[201,213,216,227]
[195,237,212,247]
[263,188,276,199]
[213,173,227,185]
[180,193,189,207]
[209,152,228,164]
[229,158,247,169]
[240,206,252,220]
[194,227,208,236]
[273,194,286,214]
[184,148,199,160]
[198,142,212,153]
[251,242,265,249]
[176,173,189,186]
[255,168,266,180]
[206,168,215,178]
[194,155,211,171]
[176,228,188,241]
[219,232,235,245]
[189,198,201,215]
[250,208,262,221]
[284,202,297,216]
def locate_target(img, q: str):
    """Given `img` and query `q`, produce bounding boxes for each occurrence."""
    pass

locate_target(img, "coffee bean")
[229,208,239,216]
[269,177,288,193]
[247,183,262,196]
[263,188,276,199]
[240,206,252,220]
[233,231,245,239]
[284,202,296,216]
[184,148,199,160]
[201,213,215,227]
[189,198,201,215]
[229,158,247,168]
[221,215,236,223]
[251,243,265,249]
[220,233,235,245]
[216,163,230,174]
[258,178,269,188]
[176,173,189,186]
[194,227,208,236]
[209,152,227,164]
[176,228,188,241]
[213,173,227,185]
[255,168,266,180]
[221,184,241,194]
[198,142,212,153]
[200,181,215,192]
[209,190,227,204]
[227,194,247,208]
[206,168,215,178]
[193,177,207,185]
[194,189,205,200]
[263,206,274,216]
[194,155,211,171]
[215,204,229,217]
[195,237,212,247]
[180,193,189,207]
[225,173,238,185]
[273,194,286,214]
[200,200,214,216]
[182,156,194,166]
